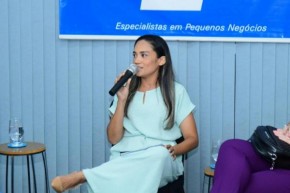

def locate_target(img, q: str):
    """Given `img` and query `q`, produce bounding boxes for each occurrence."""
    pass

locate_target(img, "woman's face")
[273,124,290,144]
[133,40,165,79]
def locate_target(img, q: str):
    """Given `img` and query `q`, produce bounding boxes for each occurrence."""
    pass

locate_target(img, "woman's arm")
[107,99,126,144]
[106,76,132,145]
[166,112,199,158]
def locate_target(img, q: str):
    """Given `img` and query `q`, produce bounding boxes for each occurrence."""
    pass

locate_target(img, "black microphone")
[109,64,139,96]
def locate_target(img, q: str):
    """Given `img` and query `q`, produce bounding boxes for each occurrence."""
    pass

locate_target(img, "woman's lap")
[211,139,290,193]
[245,169,290,193]
[83,145,181,193]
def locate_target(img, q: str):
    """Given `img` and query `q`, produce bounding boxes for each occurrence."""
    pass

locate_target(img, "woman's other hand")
[165,144,177,160]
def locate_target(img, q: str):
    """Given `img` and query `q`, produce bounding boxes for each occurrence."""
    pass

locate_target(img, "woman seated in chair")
[51,34,199,193]
[211,122,290,193]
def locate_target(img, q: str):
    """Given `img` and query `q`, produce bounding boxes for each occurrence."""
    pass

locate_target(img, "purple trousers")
[210,139,290,193]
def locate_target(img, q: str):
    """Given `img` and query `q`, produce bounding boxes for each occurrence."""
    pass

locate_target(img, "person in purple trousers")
[211,123,290,193]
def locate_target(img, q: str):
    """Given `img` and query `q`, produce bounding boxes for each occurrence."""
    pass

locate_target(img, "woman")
[51,34,199,193]
[210,123,290,193]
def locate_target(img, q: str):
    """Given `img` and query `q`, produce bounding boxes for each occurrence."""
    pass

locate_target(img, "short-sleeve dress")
[83,82,195,193]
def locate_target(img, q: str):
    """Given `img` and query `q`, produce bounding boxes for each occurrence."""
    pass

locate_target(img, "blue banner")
[59,0,290,42]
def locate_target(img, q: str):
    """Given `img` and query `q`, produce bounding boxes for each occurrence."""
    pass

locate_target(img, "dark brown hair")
[124,34,176,129]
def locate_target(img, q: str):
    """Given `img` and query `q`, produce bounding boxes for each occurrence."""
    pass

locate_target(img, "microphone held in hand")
[109,64,139,96]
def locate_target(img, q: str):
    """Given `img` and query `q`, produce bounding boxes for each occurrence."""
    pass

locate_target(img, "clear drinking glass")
[9,117,25,147]
[210,139,221,169]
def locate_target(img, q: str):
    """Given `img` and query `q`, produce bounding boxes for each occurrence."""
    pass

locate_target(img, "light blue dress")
[83,82,195,193]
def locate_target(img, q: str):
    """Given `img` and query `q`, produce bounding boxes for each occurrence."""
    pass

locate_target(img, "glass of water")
[210,139,221,169]
[8,117,26,148]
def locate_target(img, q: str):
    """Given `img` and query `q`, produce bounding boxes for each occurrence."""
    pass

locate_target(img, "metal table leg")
[27,155,32,192]
[6,156,9,193]
[31,155,37,193]
[11,156,14,193]
[42,151,50,193]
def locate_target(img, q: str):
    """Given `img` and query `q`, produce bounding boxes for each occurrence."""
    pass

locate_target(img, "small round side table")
[0,142,50,193]
[203,166,215,193]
